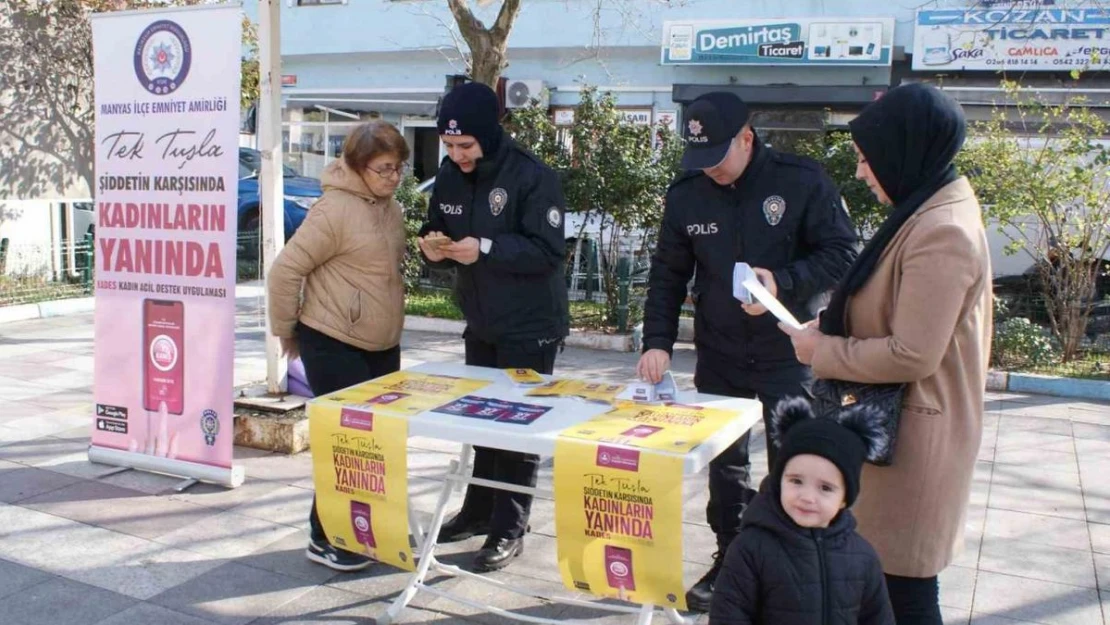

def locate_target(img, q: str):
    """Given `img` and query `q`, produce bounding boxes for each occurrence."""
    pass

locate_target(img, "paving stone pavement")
[2,296,1110,624]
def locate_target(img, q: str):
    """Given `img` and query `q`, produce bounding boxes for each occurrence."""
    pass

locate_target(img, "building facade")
[249,0,1110,185]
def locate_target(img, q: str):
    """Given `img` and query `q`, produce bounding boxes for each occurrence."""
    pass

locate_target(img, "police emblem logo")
[489,188,508,216]
[686,119,708,144]
[547,206,562,228]
[200,409,220,446]
[763,195,786,226]
[134,20,192,96]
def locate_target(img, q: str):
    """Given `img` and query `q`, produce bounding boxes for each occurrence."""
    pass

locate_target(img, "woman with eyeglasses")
[267,120,410,573]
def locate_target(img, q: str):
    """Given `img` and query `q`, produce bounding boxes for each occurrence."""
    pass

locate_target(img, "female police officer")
[417,81,569,572]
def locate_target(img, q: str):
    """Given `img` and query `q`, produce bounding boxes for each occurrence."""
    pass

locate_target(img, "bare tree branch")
[490,0,521,42]
[446,0,485,51]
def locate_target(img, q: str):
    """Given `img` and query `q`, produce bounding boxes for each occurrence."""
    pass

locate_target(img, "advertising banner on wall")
[661,17,895,66]
[89,5,243,487]
[913,8,1110,71]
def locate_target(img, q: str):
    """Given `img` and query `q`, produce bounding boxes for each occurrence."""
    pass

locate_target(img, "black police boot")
[473,535,524,572]
[685,533,735,613]
[438,508,491,543]
[684,551,723,613]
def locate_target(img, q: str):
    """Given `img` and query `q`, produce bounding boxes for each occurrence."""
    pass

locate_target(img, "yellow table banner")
[560,402,739,453]
[310,402,414,571]
[554,438,686,610]
[312,372,491,417]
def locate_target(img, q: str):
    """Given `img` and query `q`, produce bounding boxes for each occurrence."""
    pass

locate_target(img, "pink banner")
[91,6,241,469]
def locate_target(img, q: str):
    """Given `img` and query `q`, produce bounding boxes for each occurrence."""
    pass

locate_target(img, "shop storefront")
[659,16,897,150]
[904,6,1110,129]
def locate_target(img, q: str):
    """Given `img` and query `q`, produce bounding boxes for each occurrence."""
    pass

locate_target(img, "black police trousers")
[460,336,559,540]
[297,323,402,546]
[694,357,813,547]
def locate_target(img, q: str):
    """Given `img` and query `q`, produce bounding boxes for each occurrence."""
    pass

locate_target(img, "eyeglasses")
[367,163,409,179]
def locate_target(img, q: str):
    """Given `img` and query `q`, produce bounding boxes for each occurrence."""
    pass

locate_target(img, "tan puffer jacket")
[267,159,406,352]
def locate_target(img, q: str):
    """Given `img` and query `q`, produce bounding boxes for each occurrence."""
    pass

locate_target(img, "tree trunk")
[468,41,506,88]
[1043,257,1099,363]
[446,0,521,89]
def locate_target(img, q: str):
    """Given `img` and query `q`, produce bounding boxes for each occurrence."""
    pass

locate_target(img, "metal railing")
[0,233,265,307]
[0,235,95,306]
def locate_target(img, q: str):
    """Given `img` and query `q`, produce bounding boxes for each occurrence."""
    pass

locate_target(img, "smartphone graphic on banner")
[351,501,376,549]
[143,299,185,415]
[604,545,635,591]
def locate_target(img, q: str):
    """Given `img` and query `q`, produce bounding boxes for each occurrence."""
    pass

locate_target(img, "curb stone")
[1004,372,1110,401]
[0,283,269,326]
[986,369,1110,402]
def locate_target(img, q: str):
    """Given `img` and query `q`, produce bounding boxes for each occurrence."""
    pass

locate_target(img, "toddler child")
[708,397,895,625]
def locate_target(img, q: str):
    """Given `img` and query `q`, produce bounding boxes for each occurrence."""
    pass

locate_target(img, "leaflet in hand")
[741,277,805,331]
[732,262,757,304]
[617,371,678,403]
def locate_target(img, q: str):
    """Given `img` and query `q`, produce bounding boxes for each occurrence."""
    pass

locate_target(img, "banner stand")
[89,5,242,482]
[88,445,245,490]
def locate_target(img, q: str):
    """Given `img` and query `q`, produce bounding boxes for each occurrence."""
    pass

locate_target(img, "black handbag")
[810,378,906,466]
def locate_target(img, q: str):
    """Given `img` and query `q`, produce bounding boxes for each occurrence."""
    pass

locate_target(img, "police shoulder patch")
[547,206,562,228]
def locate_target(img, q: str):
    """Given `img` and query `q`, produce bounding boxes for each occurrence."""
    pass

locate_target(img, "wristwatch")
[480,238,493,255]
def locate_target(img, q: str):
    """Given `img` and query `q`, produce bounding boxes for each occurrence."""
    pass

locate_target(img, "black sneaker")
[685,551,723,613]
[305,539,374,572]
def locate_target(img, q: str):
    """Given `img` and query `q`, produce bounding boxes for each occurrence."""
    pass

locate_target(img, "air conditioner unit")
[504,79,548,110]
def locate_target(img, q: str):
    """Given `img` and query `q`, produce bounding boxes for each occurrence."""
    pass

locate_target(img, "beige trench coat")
[812,177,993,577]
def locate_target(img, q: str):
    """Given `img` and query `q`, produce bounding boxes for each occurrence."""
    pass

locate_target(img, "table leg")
[456,443,473,493]
[407,499,425,551]
[636,603,655,625]
[381,453,467,625]
[663,607,693,625]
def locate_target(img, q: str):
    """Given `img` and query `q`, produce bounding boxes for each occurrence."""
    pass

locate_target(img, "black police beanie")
[769,397,892,508]
[437,82,504,157]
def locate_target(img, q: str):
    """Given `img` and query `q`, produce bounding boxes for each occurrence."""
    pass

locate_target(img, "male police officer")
[638,92,857,611]
[417,82,569,572]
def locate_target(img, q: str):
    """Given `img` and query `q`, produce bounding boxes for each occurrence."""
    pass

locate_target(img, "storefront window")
[749,109,826,154]
[282,120,362,178]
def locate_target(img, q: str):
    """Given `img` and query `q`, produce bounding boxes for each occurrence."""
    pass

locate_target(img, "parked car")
[237,147,323,258]
[72,202,96,239]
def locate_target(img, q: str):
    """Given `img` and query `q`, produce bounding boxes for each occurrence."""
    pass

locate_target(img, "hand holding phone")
[423,232,453,249]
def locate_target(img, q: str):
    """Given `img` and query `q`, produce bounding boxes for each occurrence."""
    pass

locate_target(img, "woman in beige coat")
[267,120,410,573]
[781,83,992,624]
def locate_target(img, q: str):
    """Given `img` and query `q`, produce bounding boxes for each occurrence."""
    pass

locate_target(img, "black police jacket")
[709,479,894,625]
[642,142,857,370]
[419,137,570,346]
